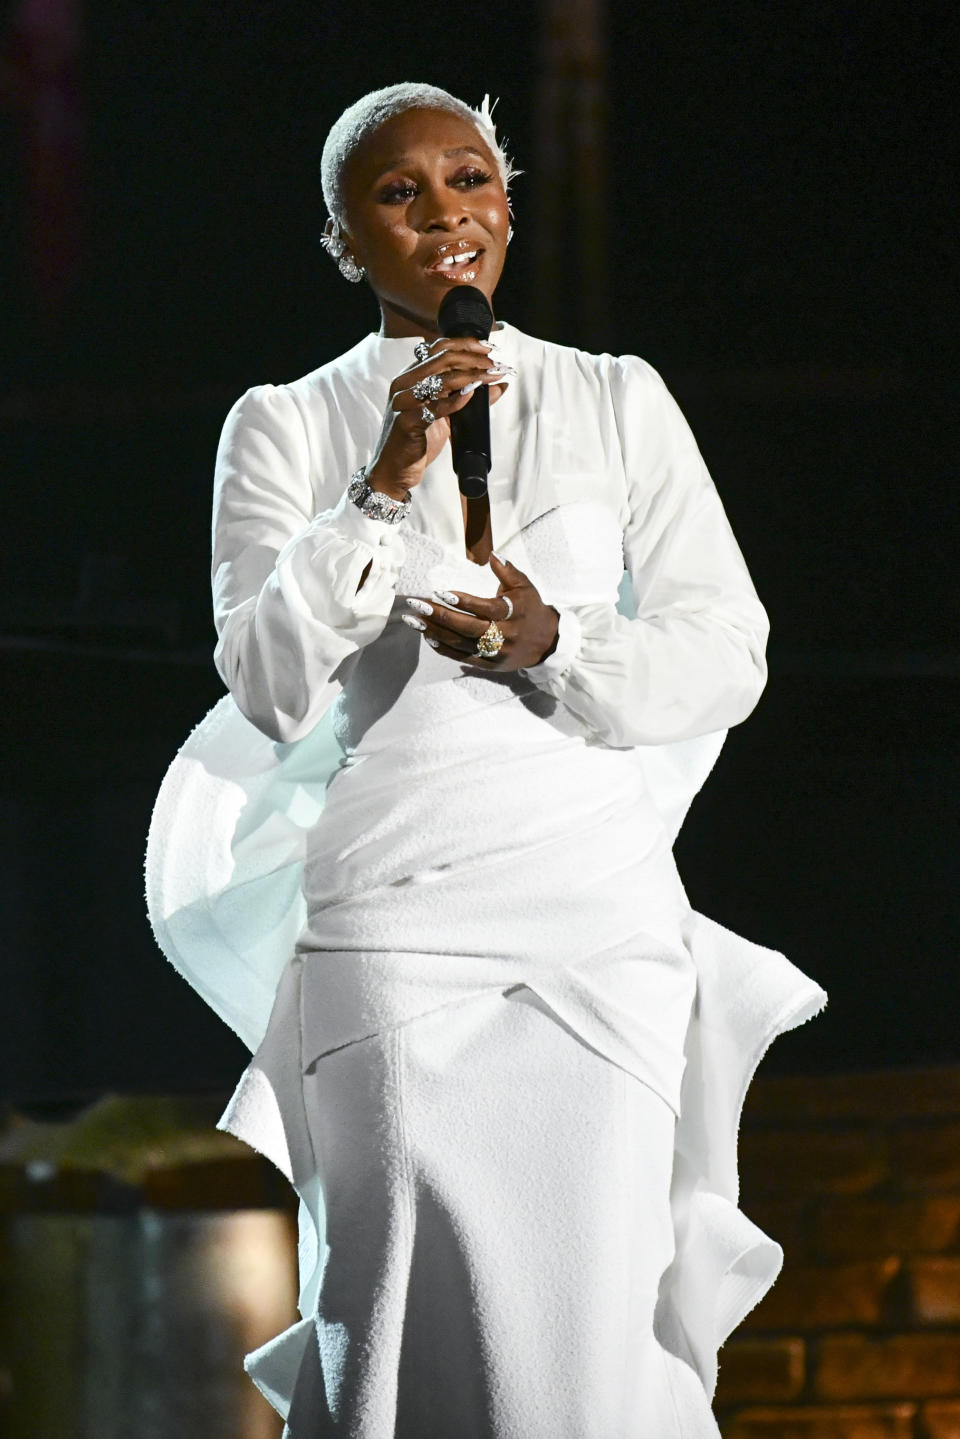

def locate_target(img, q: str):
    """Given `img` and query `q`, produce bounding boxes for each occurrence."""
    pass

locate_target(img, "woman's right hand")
[366,336,512,500]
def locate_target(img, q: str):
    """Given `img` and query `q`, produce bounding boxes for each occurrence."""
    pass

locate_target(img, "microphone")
[438,285,493,499]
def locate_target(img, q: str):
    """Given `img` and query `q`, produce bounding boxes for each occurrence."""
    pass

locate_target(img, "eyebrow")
[371,147,489,181]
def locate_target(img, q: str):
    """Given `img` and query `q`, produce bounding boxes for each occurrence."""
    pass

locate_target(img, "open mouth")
[425,243,485,280]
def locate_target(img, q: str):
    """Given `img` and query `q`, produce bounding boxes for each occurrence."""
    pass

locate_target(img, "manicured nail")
[425,636,440,648]
[402,613,426,631]
[486,366,517,377]
[491,550,507,564]
[432,590,459,606]
[459,381,481,396]
[405,597,433,615]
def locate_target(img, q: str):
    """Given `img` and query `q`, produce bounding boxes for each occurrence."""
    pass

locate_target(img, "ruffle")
[146,695,825,1420]
[212,916,824,1421]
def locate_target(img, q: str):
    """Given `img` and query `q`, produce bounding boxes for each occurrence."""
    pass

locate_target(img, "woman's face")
[341,107,511,338]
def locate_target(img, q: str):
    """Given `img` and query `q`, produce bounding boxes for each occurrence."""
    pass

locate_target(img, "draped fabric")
[145,323,826,1433]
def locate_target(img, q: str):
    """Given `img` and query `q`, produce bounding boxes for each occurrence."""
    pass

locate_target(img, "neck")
[377,295,497,340]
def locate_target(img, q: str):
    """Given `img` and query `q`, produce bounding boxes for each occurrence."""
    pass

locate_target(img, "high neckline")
[360,320,515,370]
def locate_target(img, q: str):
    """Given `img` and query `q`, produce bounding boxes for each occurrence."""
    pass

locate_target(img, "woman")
[146,83,826,1437]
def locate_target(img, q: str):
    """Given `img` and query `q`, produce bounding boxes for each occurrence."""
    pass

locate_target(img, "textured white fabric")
[145,321,827,1435]
[269,979,706,1438]
[296,523,698,1117]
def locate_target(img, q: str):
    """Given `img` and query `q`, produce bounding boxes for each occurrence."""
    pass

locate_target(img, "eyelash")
[378,169,494,205]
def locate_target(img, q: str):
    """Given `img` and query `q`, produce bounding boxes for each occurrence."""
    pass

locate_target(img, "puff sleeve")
[522,358,769,746]
[211,384,404,743]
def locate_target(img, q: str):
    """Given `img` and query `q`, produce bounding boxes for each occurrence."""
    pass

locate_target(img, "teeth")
[438,250,479,267]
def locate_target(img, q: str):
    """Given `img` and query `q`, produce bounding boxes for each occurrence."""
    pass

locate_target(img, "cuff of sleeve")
[322,484,408,546]
[520,606,582,694]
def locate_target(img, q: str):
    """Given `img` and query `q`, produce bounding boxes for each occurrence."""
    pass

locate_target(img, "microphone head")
[437,286,493,340]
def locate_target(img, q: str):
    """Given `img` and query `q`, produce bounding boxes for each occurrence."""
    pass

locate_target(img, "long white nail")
[405,597,433,615]
[402,613,426,631]
[432,590,459,606]
[425,636,440,648]
[486,366,517,378]
[459,381,481,396]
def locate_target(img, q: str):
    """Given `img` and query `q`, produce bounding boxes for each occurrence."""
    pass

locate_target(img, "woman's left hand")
[403,553,559,671]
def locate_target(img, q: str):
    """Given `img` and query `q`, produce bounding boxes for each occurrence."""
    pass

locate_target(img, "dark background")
[1,0,956,1103]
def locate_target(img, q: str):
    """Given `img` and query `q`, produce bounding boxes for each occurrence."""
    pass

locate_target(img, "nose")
[417,182,471,232]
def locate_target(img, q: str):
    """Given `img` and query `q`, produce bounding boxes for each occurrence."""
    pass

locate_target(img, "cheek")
[359,219,417,274]
[483,197,511,239]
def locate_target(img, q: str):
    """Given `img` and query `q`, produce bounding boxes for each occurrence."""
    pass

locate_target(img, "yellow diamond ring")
[475,621,505,659]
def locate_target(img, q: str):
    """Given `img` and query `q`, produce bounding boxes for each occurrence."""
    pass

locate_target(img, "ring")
[475,621,505,659]
[414,340,431,362]
[412,374,443,402]
[500,594,514,620]
[420,405,436,425]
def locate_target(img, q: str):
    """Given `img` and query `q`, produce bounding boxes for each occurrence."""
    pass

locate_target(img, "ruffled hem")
[147,693,826,1426]
[215,913,825,1423]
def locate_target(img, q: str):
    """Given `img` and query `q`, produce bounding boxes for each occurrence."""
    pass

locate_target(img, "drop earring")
[338,253,365,283]
[321,217,346,259]
[322,218,365,281]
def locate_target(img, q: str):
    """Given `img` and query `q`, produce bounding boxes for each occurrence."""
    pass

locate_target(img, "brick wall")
[3,1069,960,1435]
[718,1067,960,1439]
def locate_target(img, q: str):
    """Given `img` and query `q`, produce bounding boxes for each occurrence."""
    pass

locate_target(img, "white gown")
[145,322,826,1436]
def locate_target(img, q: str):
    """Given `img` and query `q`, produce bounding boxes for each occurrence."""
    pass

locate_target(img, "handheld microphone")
[438,286,493,499]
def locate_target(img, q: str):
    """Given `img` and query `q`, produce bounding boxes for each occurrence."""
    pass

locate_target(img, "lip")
[424,239,487,281]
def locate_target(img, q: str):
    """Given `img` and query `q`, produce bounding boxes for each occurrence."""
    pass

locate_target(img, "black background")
[1,0,956,1103]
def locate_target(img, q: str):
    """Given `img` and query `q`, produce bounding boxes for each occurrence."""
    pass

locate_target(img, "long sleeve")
[211,384,404,743]
[522,357,769,747]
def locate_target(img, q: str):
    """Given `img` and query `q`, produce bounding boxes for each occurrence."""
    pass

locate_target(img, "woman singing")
[146,82,826,1437]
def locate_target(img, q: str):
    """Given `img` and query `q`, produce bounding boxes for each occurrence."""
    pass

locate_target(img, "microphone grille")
[438,285,493,340]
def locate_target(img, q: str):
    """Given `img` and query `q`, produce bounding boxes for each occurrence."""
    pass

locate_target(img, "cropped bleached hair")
[320,83,518,225]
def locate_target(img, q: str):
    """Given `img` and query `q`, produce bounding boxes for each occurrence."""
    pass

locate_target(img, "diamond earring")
[338,253,365,283]
[321,217,347,259]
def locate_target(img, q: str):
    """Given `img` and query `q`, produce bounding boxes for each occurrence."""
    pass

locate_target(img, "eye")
[452,167,493,189]
[378,180,418,204]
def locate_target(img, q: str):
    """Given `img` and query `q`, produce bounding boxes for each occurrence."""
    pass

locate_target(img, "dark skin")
[334,107,560,670]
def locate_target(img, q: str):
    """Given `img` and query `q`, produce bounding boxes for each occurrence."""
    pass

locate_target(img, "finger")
[489,551,528,587]
[423,636,499,666]
[404,602,490,644]
[398,340,496,382]
[427,590,516,623]
[419,620,486,655]
[415,335,494,360]
[391,366,507,411]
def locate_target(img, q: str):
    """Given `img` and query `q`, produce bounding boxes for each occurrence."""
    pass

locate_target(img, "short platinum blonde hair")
[321,82,518,225]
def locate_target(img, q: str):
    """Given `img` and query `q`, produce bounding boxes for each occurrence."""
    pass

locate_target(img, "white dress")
[145,322,826,1436]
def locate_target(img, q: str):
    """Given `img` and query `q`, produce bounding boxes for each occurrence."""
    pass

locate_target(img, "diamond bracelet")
[346,466,411,525]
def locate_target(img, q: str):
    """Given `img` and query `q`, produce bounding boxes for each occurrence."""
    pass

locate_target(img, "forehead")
[346,107,497,189]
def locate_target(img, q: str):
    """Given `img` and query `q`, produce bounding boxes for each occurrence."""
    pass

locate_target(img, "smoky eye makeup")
[375,163,495,206]
[451,166,493,188]
[378,179,418,204]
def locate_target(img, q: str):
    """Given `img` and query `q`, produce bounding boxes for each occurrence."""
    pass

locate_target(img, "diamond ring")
[420,405,436,426]
[414,340,431,362]
[475,621,505,659]
[412,374,444,402]
[500,595,514,620]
